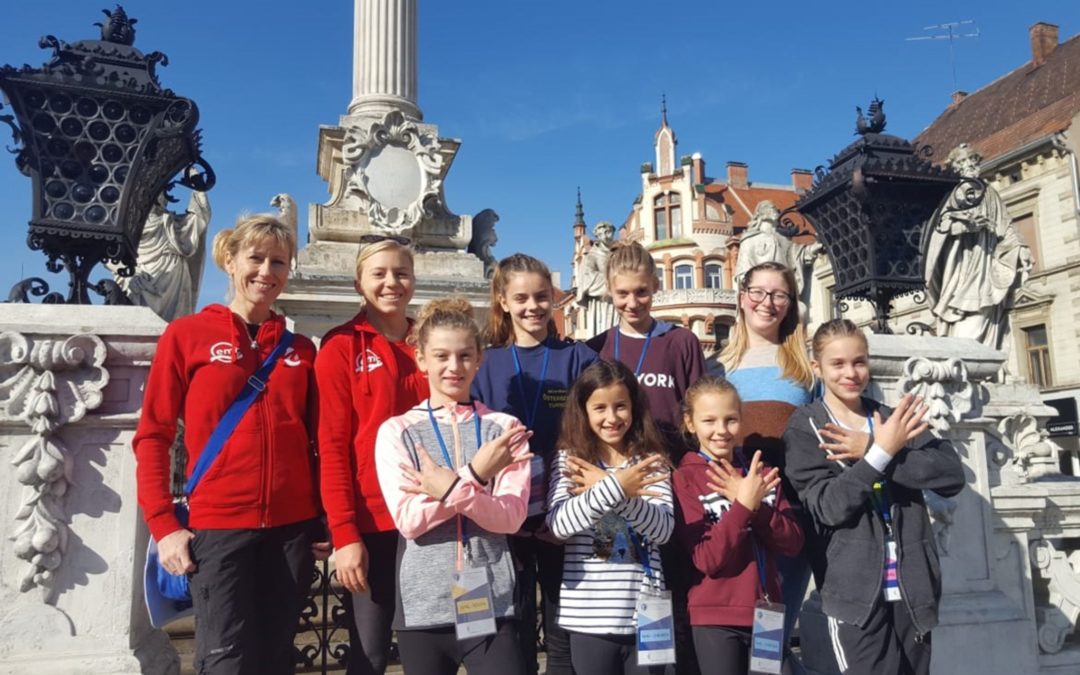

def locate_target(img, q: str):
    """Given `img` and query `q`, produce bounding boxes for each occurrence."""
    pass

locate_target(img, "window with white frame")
[674,264,694,290]
[705,263,722,289]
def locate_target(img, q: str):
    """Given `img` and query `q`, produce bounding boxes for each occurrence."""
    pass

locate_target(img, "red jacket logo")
[355,349,384,373]
[209,341,242,363]
[283,347,302,367]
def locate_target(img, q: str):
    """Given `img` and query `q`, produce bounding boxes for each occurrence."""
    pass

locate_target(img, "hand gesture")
[334,541,369,593]
[470,424,534,484]
[873,394,929,457]
[706,450,780,513]
[400,445,459,500]
[564,455,609,496]
[158,528,196,576]
[614,454,669,499]
[818,424,871,463]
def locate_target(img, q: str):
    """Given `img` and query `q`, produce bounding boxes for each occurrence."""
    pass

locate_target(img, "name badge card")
[636,590,676,666]
[451,566,497,640]
[750,600,785,674]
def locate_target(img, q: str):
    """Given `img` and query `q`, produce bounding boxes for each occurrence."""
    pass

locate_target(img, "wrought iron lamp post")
[0,6,214,304]
[794,98,964,332]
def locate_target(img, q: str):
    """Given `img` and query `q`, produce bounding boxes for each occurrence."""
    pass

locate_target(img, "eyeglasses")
[743,287,793,306]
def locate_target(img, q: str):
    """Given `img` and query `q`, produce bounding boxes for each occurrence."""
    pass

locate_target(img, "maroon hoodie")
[673,451,804,627]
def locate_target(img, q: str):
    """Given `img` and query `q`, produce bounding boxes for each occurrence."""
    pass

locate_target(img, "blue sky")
[0,1,1077,307]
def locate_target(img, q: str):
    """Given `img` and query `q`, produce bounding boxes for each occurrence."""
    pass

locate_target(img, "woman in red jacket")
[134,214,323,675]
[315,238,428,675]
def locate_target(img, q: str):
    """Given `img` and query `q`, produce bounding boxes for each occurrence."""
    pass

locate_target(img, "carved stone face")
[950,147,982,178]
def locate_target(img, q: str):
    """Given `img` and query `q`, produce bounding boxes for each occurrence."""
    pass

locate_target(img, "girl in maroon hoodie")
[673,377,803,673]
[316,238,429,675]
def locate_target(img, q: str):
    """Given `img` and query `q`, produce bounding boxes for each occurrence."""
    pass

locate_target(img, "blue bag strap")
[184,330,295,497]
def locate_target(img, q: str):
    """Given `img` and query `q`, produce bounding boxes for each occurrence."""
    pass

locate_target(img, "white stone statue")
[271,193,299,270]
[923,143,1033,350]
[575,221,616,337]
[114,188,211,322]
[734,200,822,309]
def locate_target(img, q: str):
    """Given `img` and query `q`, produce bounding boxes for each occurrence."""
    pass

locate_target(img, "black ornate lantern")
[0,6,214,304]
[794,98,961,332]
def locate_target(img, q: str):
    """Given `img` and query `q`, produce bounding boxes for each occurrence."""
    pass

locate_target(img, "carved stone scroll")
[896,356,976,432]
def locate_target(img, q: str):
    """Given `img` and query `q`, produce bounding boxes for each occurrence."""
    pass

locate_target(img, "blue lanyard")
[627,527,656,585]
[510,343,550,428]
[425,401,484,553]
[613,321,655,377]
[822,401,873,433]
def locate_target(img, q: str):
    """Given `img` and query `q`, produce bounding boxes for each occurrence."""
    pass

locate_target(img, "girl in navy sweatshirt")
[471,253,596,675]
[673,376,803,673]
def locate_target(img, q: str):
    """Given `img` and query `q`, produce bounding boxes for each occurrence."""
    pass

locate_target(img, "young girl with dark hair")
[547,360,674,674]
[472,253,597,675]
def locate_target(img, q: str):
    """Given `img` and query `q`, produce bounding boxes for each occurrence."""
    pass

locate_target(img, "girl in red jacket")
[315,238,428,675]
[673,377,803,674]
[134,214,323,675]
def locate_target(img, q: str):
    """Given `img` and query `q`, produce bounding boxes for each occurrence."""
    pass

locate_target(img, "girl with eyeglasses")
[717,261,814,655]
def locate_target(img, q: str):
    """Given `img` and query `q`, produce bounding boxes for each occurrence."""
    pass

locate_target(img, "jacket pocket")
[822,534,880,610]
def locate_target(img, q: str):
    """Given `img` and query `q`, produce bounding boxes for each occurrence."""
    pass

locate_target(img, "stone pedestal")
[0,305,176,675]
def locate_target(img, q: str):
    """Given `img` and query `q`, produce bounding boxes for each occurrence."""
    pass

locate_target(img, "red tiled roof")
[915,33,1080,163]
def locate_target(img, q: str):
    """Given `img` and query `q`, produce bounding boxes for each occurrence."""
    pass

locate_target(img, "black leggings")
[346,530,399,675]
[567,632,674,675]
[512,536,573,675]
[396,620,527,675]
[691,625,797,675]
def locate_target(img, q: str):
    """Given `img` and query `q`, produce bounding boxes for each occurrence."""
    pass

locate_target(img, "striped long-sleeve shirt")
[546,450,674,635]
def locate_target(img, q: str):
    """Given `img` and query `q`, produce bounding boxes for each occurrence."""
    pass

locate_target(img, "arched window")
[674,264,694,290]
[654,192,682,241]
[705,263,722,289]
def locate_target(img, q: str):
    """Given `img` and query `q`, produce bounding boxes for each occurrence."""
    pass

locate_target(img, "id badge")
[636,590,676,666]
[884,539,901,602]
[749,600,785,674]
[451,566,497,640]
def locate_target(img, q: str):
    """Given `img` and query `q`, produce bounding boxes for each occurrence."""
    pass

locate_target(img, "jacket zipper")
[890,503,926,636]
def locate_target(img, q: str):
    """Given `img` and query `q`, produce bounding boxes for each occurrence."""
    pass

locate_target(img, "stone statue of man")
[575,221,616,337]
[734,200,821,311]
[923,143,1032,350]
[115,189,211,322]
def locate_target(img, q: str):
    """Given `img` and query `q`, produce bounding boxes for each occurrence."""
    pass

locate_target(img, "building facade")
[568,108,815,354]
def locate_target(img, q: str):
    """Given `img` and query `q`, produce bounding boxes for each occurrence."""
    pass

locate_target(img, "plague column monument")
[277,0,496,335]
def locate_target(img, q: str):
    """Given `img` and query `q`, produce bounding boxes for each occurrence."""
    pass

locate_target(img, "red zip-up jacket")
[316,312,428,548]
[673,451,804,627]
[133,304,320,542]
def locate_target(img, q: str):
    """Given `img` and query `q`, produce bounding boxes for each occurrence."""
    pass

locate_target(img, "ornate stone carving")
[0,331,108,593]
[574,221,616,339]
[343,110,447,237]
[271,193,299,271]
[994,413,1061,484]
[896,357,976,432]
[1031,539,1080,654]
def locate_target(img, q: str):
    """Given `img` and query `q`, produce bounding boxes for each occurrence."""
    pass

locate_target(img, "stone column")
[349,0,421,120]
[0,305,177,674]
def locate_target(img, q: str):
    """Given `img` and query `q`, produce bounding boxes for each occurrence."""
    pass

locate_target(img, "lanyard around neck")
[426,400,483,468]
[510,342,550,428]
[614,321,655,377]
[822,401,874,433]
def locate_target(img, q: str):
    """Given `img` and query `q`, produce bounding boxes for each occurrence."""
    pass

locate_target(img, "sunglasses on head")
[360,234,412,246]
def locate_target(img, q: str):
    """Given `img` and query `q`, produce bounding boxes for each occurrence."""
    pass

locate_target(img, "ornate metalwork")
[905,321,935,336]
[0,6,215,304]
[793,97,963,332]
[293,560,354,673]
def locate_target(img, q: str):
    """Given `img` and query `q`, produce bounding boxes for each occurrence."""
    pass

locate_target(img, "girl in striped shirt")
[546,359,675,674]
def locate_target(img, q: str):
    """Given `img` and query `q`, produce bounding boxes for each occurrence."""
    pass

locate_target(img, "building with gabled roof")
[567,104,814,354]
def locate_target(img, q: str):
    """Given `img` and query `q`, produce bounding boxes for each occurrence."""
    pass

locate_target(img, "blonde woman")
[134,215,323,674]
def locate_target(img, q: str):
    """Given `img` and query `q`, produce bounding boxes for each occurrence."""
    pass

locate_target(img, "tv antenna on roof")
[906,20,980,95]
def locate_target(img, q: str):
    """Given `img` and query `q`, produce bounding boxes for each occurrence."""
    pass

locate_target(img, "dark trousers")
[346,530,399,675]
[567,632,674,675]
[512,536,574,675]
[827,601,931,675]
[659,541,699,675]
[397,620,528,675]
[189,518,319,675]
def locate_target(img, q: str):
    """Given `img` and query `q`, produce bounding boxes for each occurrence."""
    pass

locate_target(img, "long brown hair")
[719,261,813,388]
[557,360,668,466]
[485,253,557,347]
